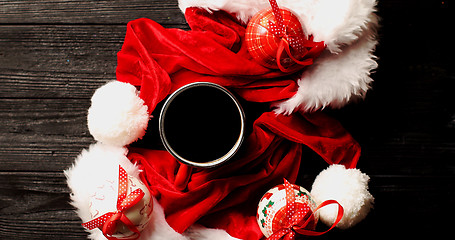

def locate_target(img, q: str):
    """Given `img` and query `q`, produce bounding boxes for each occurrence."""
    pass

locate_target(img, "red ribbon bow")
[267,179,344,240]
[267,0,326,72]
[82,165,145,240]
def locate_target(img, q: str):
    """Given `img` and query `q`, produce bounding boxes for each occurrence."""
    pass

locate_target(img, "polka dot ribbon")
[267,0,326,72]
[82,165,145,239]
[269,0,285,37]
[267,179,345,240]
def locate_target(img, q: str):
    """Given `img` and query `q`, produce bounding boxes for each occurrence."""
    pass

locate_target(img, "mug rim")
[159,82,245,168]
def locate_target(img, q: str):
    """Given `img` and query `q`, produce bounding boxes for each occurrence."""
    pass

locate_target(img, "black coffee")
[162,85,242,163]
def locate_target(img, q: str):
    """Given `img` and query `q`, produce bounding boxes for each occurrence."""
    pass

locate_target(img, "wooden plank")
[0,0,187,25]
[0,24,123,98]
[0,133,93,172]
[0,219,87,239]
[0,171,88,238]
[0,98,94,171]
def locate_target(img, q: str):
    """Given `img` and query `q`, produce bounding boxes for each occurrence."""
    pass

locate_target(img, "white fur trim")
[64,143,139,239]
[310,164,374,229]
[275,0,380,113]
[274,20,378,113]
[138,197,188,240]
[87,81,149,147]
[284,0,378,53]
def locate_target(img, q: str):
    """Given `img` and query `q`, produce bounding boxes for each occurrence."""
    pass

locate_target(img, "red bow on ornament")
[82,165,145,240]
[268,179,344,240]
[267,0,325,72]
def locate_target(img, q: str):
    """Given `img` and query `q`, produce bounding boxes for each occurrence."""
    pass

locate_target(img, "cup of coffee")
[159,82,245,188]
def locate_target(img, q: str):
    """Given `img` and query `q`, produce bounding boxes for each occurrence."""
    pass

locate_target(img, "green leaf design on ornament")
[262,200,274,217]
[298,189,308,197]
[261,218,265,228]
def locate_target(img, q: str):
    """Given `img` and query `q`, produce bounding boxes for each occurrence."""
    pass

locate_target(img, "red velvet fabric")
[118,8,361,240]
[117,8,300,112]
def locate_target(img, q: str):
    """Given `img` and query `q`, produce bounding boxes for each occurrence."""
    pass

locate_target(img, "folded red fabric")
[117,8,360,239]
[117,8,302,112]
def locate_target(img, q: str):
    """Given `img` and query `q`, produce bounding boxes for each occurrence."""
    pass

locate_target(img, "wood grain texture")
[0,0,187,25]
[0,0,453,239]
[0,24,121,98]
[0,171,88,238]
[0,98,93,171]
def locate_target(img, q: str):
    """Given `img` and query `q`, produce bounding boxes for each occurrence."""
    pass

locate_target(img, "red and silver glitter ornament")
[245,0,325,72]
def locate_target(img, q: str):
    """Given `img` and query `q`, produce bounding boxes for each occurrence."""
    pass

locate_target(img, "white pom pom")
[87,81,149,146]
[311,164,374,229]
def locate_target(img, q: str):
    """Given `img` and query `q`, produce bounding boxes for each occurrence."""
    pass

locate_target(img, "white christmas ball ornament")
[88,81,149,147]
[257,183,318,238]
[311,164,374,229]
[87,167,153,239]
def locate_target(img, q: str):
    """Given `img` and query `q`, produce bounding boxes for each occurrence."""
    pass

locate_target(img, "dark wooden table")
[0,1,453,239]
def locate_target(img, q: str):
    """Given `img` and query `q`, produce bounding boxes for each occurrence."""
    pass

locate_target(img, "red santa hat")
[69,0,378,239]
[88,0,378,146]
